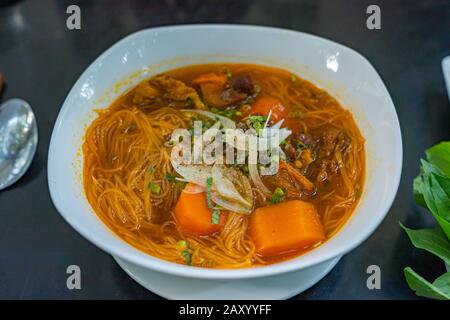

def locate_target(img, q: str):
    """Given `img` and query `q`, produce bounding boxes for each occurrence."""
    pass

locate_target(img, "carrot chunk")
[192,73,228,86]
[245,96,287,123]
[249,200,325,257]
[174,183,227,236]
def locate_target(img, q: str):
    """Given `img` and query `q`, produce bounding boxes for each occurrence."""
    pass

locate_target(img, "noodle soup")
[83,63,365,268]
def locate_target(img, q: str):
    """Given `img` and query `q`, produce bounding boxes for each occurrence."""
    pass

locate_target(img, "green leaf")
[420,167,450,239]
[433,272,450,294]
[404,267,450,300]
[426,142,450,177]
[400,224,450,265]
[430,173,450,220]
[434,215,450,241]
[413,174,426,207]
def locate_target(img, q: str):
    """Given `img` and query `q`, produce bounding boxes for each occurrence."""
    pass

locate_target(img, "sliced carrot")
[174,183,227,236]
[248,200,325,257]
[192,73,228,86]
[244,96,287,123]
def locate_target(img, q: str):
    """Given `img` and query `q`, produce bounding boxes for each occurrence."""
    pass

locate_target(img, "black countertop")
[0,0,449,299]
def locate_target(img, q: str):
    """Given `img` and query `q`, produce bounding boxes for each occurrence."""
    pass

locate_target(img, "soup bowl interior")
[48,25,402,280]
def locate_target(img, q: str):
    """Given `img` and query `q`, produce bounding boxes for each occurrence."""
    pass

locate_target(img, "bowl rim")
[48,24,403,280]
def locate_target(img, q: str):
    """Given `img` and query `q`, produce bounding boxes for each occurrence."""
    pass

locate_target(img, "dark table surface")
[0,0,449,300]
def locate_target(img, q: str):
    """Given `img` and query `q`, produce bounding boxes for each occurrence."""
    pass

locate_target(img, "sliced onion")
[181,109,236,129]
[212,164,252,207]
[170,160,212,187]
[211,192,252,214]
[248,163,271,197]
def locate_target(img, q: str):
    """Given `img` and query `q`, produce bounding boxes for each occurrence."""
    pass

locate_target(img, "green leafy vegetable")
[426,142,450,177]
[147,166,156,173]
[148,182,161,195]
[402,141,450,300]
[206,177,213,208]
[212,208,221,225]
[404,267,450,300]
[400,224,450,265]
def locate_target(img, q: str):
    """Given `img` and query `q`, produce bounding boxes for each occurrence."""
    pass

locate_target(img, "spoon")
[0,98,38,190]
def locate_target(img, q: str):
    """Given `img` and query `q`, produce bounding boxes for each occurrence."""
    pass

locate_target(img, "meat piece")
[262,161,315,200]
[280,161,315,192]
[294,133,316,148]
[151,75,205,109]
[231,75,253,94]
[321,128,341,156]
[132,81,160,105]
[313,128,350,184]
[199,83,247,108]
[197,74,254,109]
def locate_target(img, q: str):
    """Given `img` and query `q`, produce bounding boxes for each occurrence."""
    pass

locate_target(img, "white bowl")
[48,25,402,280]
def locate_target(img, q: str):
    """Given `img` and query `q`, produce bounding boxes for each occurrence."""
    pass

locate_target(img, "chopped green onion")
[271,187,285,204]
[165,172,187,189]
[212,208,221,225]
[148,182,161,195]
[165,172,177,182]
[181,250,192,265]
[291,74,297,82]
[240,104,251,112]
[177,240,188,248]
[248,115,267,123]
[147,166,156,173]
[235,111,242,116]
[206,177,213,208]
[254,84,261,94]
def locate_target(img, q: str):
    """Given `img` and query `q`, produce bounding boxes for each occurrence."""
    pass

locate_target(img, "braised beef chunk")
[151,75,205,109]
[200,82,247,108]
[132,81,160,106]
[262,161,315,200]
[198,74,254,108]
[283,127,351,186]
[231,75,254,94]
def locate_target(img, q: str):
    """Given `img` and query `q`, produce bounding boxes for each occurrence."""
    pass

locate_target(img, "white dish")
[114,255,341,299]
[48,25,402,281]
[442,56,450,102]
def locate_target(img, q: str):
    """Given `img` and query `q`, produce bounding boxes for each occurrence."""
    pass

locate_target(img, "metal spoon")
[0,98,38,190]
